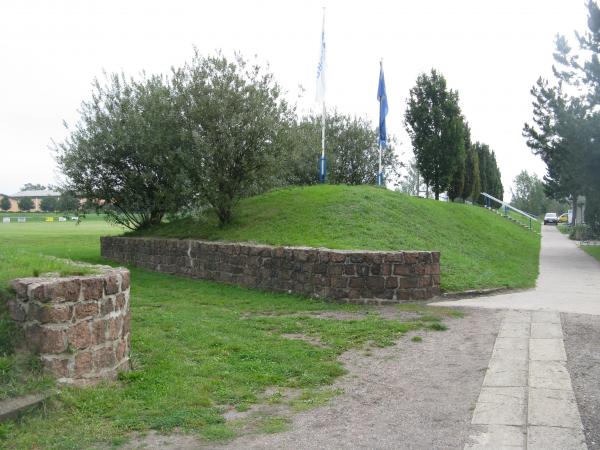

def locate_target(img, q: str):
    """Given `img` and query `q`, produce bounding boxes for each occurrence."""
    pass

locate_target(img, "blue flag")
[377,63,388,148]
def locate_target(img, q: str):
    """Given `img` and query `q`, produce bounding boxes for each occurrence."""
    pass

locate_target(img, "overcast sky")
[0,0,589,197]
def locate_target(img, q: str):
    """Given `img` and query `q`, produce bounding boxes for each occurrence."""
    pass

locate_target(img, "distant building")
[1,190,61,212]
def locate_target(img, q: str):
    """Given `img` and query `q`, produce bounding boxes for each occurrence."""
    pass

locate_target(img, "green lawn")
[581,245,600,263]
[0,216,455,448]
[135,185,541,292]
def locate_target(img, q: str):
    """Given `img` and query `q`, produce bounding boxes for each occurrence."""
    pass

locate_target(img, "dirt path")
[563,313,600,450]
[209,309,501,450]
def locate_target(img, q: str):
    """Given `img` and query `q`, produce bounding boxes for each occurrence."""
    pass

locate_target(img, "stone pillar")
[8,267,131,385]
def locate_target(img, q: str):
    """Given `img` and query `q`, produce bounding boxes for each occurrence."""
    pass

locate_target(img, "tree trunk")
[435,191,439,200]
[150,211,164,226]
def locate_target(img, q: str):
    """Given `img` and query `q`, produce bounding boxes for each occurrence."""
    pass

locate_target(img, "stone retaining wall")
[101,237,440,304]
[8,267,131,385]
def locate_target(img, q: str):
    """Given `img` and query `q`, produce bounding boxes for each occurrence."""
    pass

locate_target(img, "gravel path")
[215,308,501,450]
[563,313,600,450]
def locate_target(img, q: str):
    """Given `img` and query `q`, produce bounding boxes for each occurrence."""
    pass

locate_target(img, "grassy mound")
[135,185,540,292]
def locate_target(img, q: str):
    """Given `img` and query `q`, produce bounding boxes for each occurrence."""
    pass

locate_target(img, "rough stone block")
[39,328,67,354]
[104,275,119,295]
[74,302,99,320]
[327,265,343,276]
[356,265,370,277]
[366,276,384,292]
[381,264,392,276]
[45,279,81,302]
[330,277,348,288]
[81,278,104,300]
[24,323,42,348]
[74,351,93,377]
[10,280,30,300]
[399,276,419,289]
[385,277,398,289]
[31,303,72,324]
[115,339,128,361]
[403,253,419,264]
[94,346,116,368]
[92,320,106,345]
[8,299,27,322]
[67,321,91,350]
[330,253,346,263]
[42,357,70,378]
[122,311,131,336]
[115,293,126,310]
[415,264,431,275]
[100,297,114,316]
[393,264,413,276]
[107,317,123,340]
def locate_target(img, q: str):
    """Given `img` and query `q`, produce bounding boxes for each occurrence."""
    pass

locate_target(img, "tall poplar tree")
[404,69,465,200]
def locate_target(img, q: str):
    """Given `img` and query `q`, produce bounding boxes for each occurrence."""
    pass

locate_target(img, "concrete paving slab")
[529,338,566,361]
[531,311,561,324]
[464,424,525,449]
[529,360,573,391]
[528,387,583,429]
[503,310,532,324]
[483,358,528,387]
[472,387,526,426]
[498,322,530,338]
[530,322,563,339]
[492,338,529,361]
[528,425,587,450]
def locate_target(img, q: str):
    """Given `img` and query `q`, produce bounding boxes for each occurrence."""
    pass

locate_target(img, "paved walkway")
[432,226,600,315]
[435,225,600,449]
[465,310,586,449]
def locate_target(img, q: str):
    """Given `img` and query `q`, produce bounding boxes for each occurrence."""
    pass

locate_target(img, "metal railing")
[481,192,538,231]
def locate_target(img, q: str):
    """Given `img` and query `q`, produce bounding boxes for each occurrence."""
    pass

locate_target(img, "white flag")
[316,10,326,103]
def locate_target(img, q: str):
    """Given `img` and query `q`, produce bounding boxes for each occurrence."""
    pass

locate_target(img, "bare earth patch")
[218,308,501,450]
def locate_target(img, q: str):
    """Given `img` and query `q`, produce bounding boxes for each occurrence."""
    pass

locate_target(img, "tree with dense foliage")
[20,183,46,191]
[172,52,291,226]
[462,143,481,202]
[447,122,472,201]
[0,196,11,211]
[511,170,569,216]
[475,142,503,202]
[17,197,34,211]
[40,196,58,212]
[524,1,600,230]
[404,69,466,200]
[511,171,547,215]
[57,192,80,212]
[56,73,189,230]
[398,158,422,196]
[279,111,400,187]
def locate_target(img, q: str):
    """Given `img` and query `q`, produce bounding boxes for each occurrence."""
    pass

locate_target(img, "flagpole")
[378,141,382,186]
[317,7,326,183]
[377,58,387,186]
[321,100,326,163]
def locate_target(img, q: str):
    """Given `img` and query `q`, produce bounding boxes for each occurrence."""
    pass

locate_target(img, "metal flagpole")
[317,7,326,183]
[377,59,387,186]
[378,141,382,186]
[321,101,326,182]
